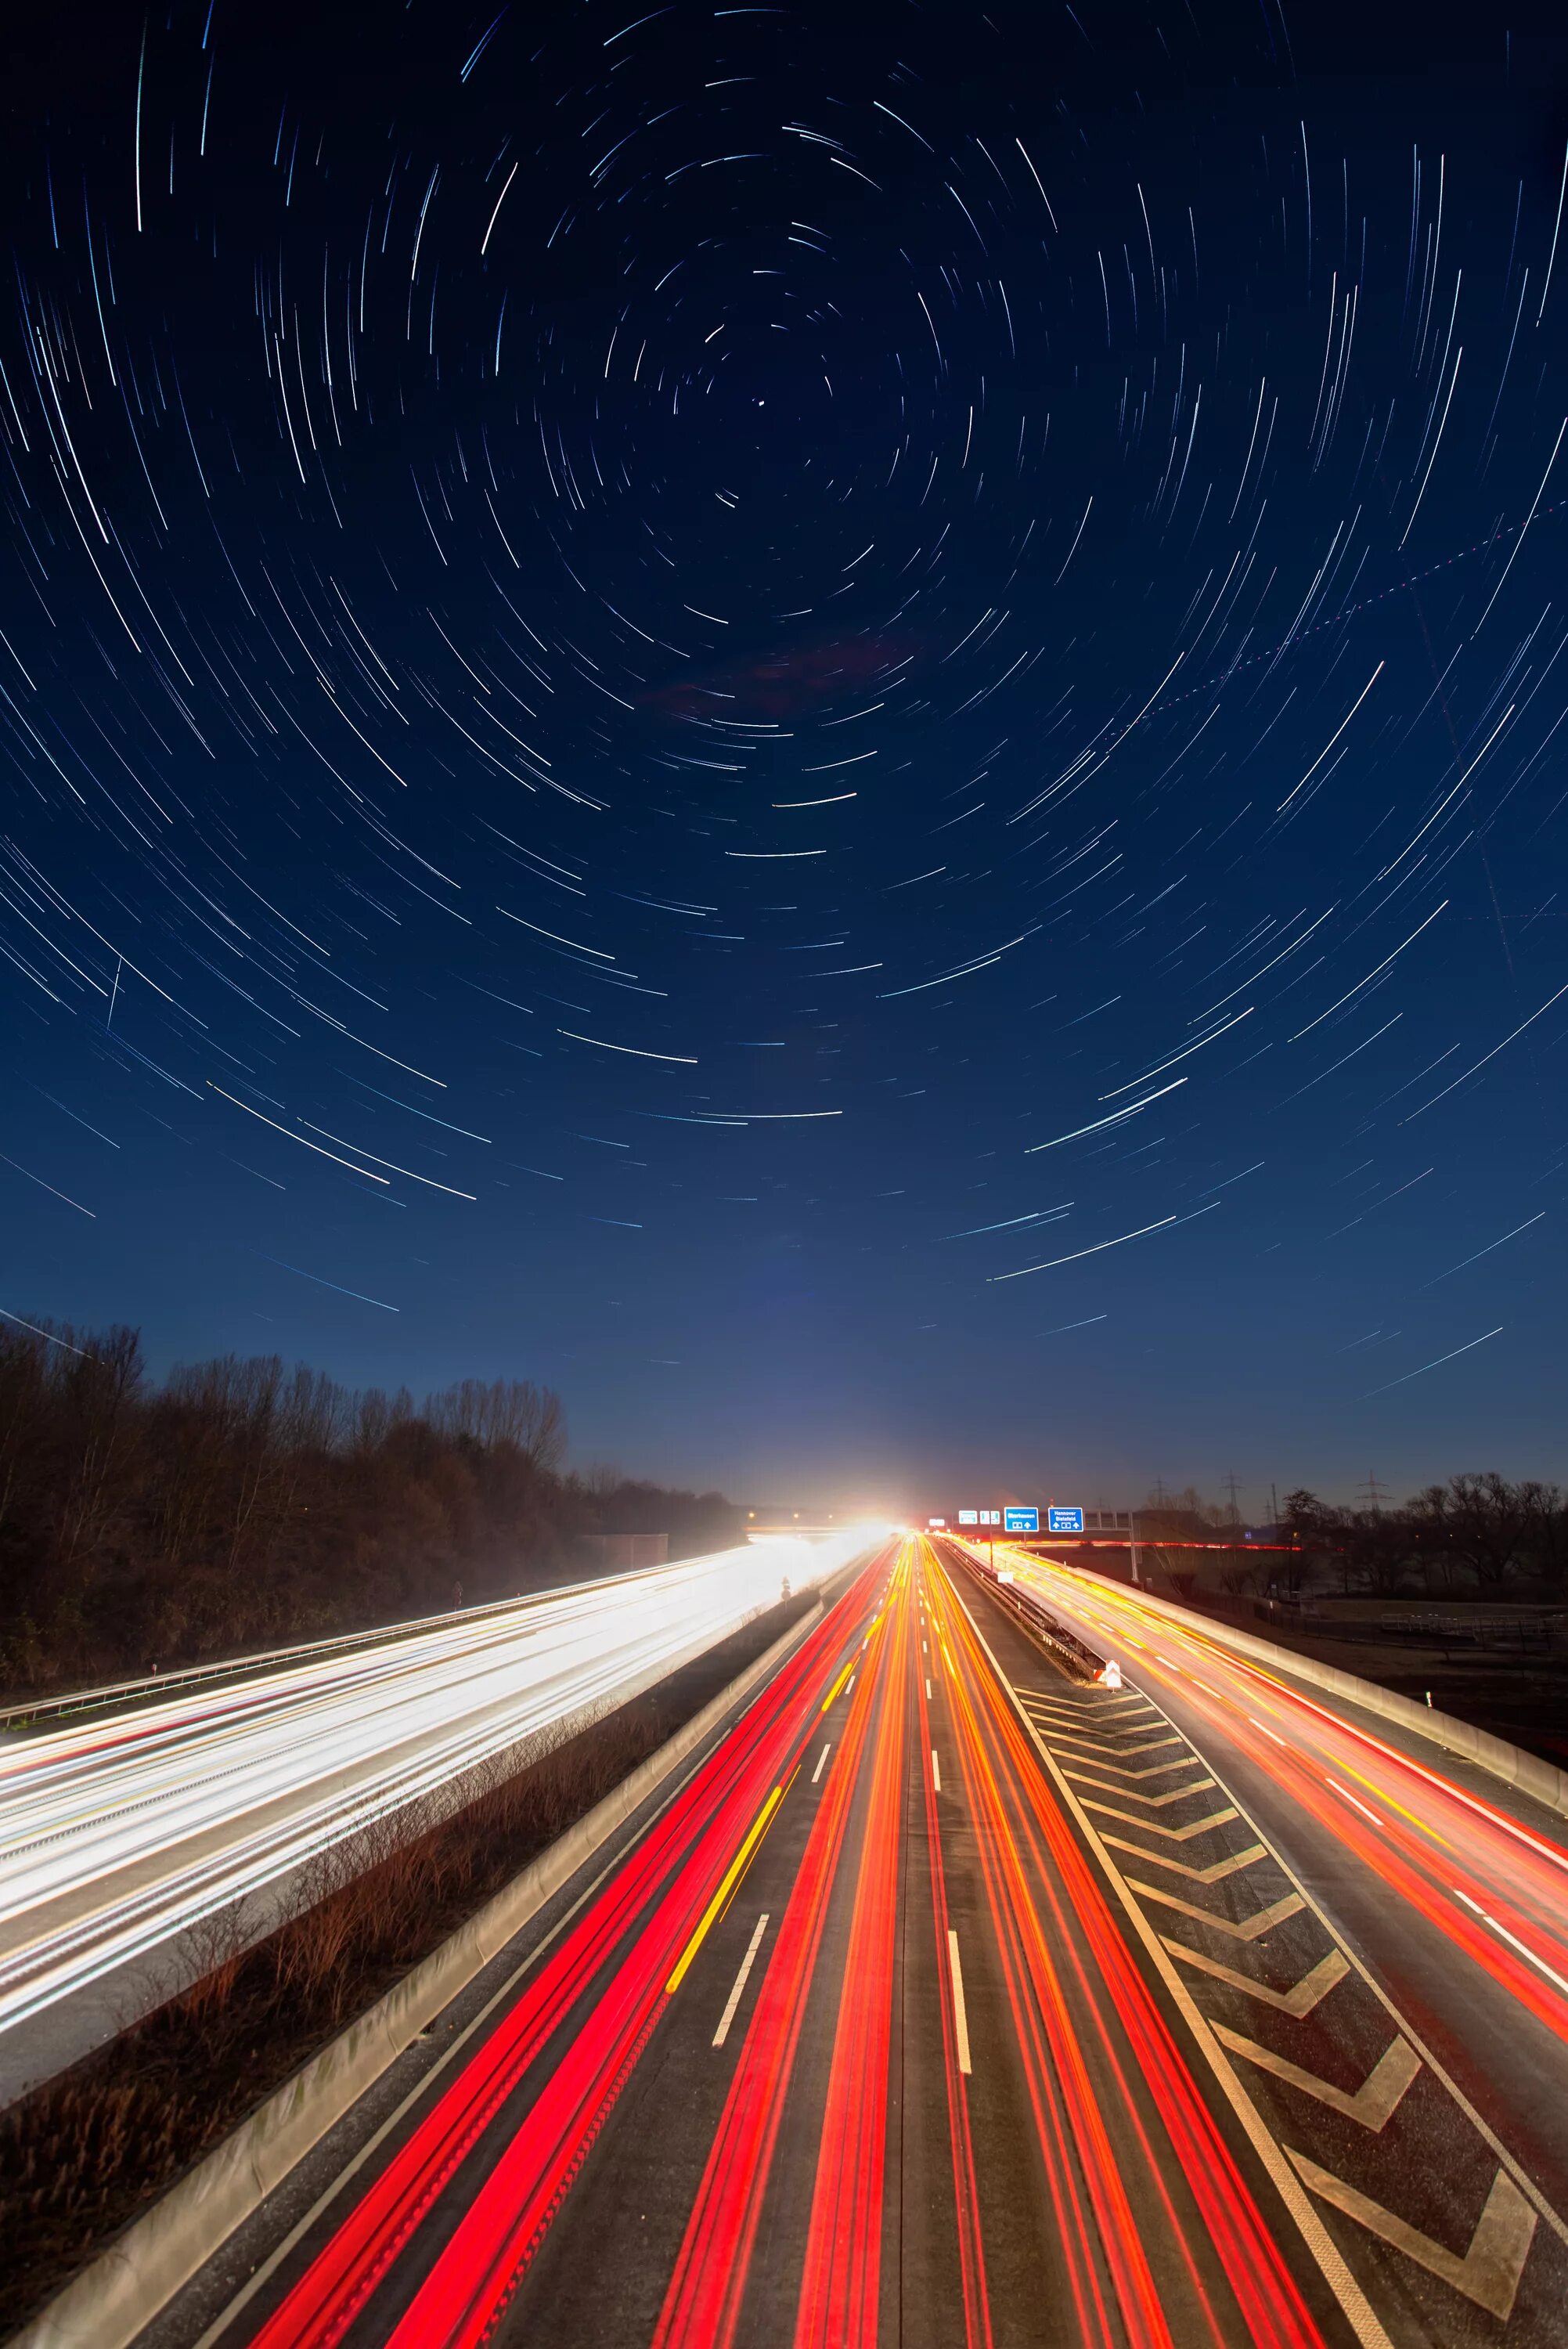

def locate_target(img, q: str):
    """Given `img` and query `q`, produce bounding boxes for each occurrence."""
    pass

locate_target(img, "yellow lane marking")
[1336,1759,1454,1848]
[820,1656,856,1713]
[666,1784,784,1995]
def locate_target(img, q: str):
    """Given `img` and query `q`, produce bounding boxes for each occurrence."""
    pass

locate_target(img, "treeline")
[0,1319,741,1697]
[1276,1476,1568,1597]
[1128,1478,1568,1601]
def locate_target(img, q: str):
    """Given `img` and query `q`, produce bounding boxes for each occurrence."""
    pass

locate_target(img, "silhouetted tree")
[1410,1473,1534,1587]
[0,1318,742,1698]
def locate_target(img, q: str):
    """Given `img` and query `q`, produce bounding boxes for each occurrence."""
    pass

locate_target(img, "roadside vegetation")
[1128,1476,1568,1600]
[1274,1476,1568,1597]
[1123,1480,1568,1772]
[0,1316,741,1697]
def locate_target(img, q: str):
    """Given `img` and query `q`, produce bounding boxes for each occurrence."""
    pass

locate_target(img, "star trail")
[2,0,1563,1500]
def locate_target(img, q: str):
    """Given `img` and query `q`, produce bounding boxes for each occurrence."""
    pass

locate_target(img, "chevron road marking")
[945,1581,1397,2349]
[1040,1736,1187,1764]
[1289,2154,1538,2321]
[1060,1770,1218,1805]
[1041,1732,1188,1758]
[1101,1836,1267,1885]
[1027,1719,1162,1741]
[1128,1882,1307,1940]
[1080,1799,1239,1838]
[1025,1714,1163,1737]
[1015,1682,1138,1698]
[1018,1701,1150,1719]
[1023,1701,1159,1719]
[949,1562,1568,2347]
[1162,1940,1351,2017]
[1051,1752,1206,1782]
[1215,2027,1420,2131]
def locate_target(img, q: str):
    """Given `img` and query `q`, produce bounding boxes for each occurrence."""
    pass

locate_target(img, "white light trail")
[0,1532,880,2041]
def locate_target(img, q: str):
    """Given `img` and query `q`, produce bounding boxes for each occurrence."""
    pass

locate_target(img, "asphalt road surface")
[153,1535,1568,2349]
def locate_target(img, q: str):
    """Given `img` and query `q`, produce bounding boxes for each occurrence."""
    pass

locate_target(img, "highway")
[0,1531,873,2087]
[961,1544,1568,2279]
[151,1535,1568,2349]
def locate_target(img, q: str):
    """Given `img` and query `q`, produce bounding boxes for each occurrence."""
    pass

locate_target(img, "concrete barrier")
[1064,1570,1568,1824]
[953,1550,1107,1680]
[9,1601,824,2349]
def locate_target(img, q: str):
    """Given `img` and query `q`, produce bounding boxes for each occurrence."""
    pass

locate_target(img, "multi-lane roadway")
[131,1533,1568,2349]
[0,1530,872,2097]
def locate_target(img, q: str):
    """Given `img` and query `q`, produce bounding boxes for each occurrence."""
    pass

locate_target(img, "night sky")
[2,0,1565,1514]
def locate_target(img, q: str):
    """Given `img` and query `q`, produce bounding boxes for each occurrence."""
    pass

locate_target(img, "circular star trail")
[2,0,1564,1492]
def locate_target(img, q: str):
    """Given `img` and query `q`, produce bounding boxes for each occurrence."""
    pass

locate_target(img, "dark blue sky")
[3,0,1565,1515]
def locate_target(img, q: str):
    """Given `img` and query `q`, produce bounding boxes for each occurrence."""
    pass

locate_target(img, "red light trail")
[203,1534,1568,2349]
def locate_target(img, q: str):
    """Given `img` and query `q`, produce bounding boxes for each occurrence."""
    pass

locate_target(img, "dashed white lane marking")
[932,1748,942,1792]
[1453,1886,1568,1998]
[926,1677,933,1699]
[811,1742,831,1784]
[947,1927,972,2075]
[712,1912,770,2049]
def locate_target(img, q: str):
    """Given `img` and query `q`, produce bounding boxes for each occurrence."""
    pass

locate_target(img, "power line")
[1357,1469,1392,1516]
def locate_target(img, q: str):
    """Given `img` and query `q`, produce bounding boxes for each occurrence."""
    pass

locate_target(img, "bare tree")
[1409,1473,1534,1587]
[426,1378,566,1472]
[0,1320,719,1695]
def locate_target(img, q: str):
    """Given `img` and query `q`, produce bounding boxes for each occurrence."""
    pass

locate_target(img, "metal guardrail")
[0,1542,849,1734]
[0,1532,883,1736]
[0,1593,550,1734]
[1252,1603,1562,1656]
[947,1543,1109,1681]
[1386,1611,1561,1641]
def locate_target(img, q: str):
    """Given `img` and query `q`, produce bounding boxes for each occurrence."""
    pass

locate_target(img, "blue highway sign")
[1047,1506,1084,1534]
[1004,1506,1040,1534]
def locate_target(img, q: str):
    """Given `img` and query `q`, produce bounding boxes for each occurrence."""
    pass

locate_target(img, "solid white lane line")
[932,1748,943,1792]
[713,1912,770,2048]
[812,1742,831,1784]
[948,1927,972,2073]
